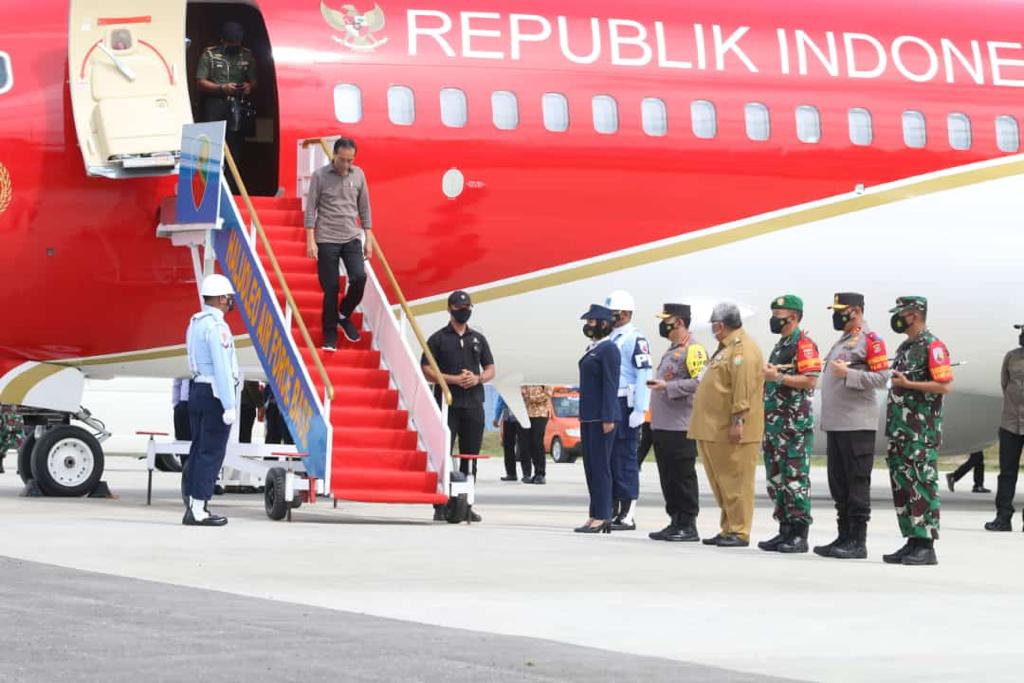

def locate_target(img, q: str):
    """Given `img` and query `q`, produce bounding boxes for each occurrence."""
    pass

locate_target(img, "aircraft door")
[68,1,192,178]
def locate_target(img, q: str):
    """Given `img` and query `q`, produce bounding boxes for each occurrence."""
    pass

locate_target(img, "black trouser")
[173,401,192,441]
[652,429,699,524]
[448,403,484,476]
[996,428,1024,517]
[637,422,654,469]
[317,238,367,347]
[239,404,257,444]
[501,421,519,477]
[826,430,876,525]
[265,404,293,445]
[518,417,549,478]
[951,451,985,487]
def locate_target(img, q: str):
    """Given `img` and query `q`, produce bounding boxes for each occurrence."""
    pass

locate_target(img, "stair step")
[245,209,304,225]
[331,406,409,429]
[244,196,301,211]
[333,467,438,492]
[261,225,307,241]
[300,326,374,351]
[318,366,390,388]
[332,488,448,505]
[334,427,418,450]
[335,448,428,470]
[322,386,399,410]
[296,347,380,369]
[258,240,306,258]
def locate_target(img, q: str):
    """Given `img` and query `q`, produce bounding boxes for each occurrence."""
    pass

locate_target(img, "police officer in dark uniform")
[576,304,621,534]
[422,291,495,522]
[195,21,257,169]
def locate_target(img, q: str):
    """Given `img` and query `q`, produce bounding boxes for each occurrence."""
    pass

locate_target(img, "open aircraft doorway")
[186,1,280,196]
[68,0,192,178]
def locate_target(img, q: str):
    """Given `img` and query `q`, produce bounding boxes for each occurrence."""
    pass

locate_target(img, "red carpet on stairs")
[240,196,447,506]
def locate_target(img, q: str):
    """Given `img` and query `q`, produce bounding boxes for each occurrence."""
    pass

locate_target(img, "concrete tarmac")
[0,456,1021,682]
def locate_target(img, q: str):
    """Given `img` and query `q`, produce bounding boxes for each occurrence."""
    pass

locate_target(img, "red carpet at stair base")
[241,196,447,506]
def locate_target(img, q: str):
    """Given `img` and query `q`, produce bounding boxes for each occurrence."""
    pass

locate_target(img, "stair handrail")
[299,136,452,407]
[223,145,334,401]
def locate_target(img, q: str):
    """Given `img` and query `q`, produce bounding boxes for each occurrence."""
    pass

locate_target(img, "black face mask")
[224,296,235,313]
[451,308,472,324]
[584,322,611,340]
[769,316,789,335]
[890,314,910,334]
[658,319,676,339]
[224,44,241,55]
[832,311,851,331]
[1018,332,1024,348]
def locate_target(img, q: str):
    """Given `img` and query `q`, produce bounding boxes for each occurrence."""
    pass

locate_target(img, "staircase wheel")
[264,467,288,521]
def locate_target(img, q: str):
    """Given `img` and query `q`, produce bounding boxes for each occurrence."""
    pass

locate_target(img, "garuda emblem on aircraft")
[321,2,388,52]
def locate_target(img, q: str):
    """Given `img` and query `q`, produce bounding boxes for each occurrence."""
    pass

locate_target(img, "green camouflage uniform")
[885,328,950,540]
[196,44,256,92]
[0,404,25,453]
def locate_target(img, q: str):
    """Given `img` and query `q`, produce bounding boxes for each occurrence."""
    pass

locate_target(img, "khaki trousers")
[698,440,759,541]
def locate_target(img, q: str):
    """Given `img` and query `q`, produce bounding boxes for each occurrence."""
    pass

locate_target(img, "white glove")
[222,409,237,426]
[628,410,645,429]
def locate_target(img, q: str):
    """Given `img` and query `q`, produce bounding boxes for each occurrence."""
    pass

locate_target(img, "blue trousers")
[611,397,640,500]
[581,421,616,520]
[186,383,231,501]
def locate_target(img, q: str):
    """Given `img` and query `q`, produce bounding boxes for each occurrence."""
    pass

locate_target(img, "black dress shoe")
[984,516,1011,531]
[945,472,955,492]
[182,508,228,527]
[532,475,546,485]
[500,475,517,481]
[665,526,700,542]
[715,534,749,548]
[521,475,534,484]
[702,534,723,546]
[972,485,991,493]
[610,519,636,531]
[882,541,914,564]
[649,525,677,541]
[469,510,482,523]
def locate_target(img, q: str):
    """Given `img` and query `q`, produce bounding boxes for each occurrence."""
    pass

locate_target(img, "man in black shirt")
[422,291,496,520]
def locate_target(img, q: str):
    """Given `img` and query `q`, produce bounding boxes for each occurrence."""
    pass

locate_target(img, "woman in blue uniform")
[576,304,621,533]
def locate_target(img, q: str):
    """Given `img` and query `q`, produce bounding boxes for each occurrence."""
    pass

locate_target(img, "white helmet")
[199,274,235,297]
[604,289,635,312]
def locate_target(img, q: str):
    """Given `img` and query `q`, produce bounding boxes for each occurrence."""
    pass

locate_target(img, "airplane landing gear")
[18,408,111,497]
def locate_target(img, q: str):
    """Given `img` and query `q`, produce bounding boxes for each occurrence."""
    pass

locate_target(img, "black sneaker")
[339,317,361,343]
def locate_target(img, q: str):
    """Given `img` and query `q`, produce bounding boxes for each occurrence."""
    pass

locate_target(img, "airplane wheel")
[30,426,104,497]
[264,467,288,520]
[17,434,36,484]
[155,453,183,472]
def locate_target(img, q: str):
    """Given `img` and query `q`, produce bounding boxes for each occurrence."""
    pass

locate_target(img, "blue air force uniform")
[185,305,240,501]
[579,315,622,521]
[608,323,653,503]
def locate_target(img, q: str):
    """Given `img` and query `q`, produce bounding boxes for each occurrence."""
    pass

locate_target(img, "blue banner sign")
[213,186,329,478]
[177,122,226,225]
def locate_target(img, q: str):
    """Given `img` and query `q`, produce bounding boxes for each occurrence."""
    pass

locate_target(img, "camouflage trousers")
[885,439,940,540]
[762,428,813,525]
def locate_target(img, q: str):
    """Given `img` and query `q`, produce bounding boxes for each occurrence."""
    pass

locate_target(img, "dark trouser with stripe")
[173,401,192,441]
[611,397,640,500]
[826,430,876,527]
[581,421,616,520]
[448,403,484,476]
[996,428,1024,517]
[652,429,699,524]
[185,383,231,501]
[518,417,549,478]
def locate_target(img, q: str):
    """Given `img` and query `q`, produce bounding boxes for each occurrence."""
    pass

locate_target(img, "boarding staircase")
[239,194,449,505]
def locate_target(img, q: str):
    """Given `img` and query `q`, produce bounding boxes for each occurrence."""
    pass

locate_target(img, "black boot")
[671,517,700,542]
[902,538,938,566]
[777,522,810,554]
[832,519,867,559]
[984,514,1012,531]
[813,518,848,558]
[757,523,789,552]
[649,520,679,541]
[882,538,915,564]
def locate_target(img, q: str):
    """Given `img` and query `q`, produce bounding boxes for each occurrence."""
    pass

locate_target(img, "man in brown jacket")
[690,302,765,547]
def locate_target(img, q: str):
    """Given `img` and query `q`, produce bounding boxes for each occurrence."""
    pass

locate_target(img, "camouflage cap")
[770,294,803,313]
[889,296,928,314]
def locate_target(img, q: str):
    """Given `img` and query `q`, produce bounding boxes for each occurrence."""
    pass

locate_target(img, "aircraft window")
[0,51,11,95]
[744,103,770,141]
[543,93,570,133]
[387,85,415,126]
[795,105,821,143]
[848,108,873,146]
[592,95,618,134]
[947,113,972,150]
[691,100,717,139]
[996,115,1020,153]
[902,111,927,148]
[491,90,519,130]
[440,88,467,128]
[333,84,362,124]
[641,97,667,137]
